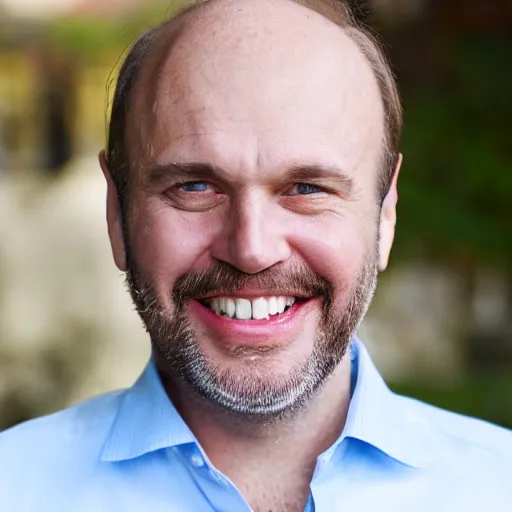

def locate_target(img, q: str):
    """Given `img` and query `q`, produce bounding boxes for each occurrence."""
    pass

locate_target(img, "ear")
[378,153,402,272]
[99,150,127,271]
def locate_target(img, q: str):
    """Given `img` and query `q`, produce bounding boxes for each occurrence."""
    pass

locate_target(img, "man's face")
[104,0,396,417]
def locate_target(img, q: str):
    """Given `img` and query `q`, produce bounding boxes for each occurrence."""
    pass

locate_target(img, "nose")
[211,191,291,274]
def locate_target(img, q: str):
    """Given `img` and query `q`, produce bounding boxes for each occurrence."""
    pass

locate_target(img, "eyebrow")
[143,161,354,193]
[143,162,220,187]
[286,165,354,193]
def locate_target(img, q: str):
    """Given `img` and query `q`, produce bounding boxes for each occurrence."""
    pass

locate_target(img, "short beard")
[126,254,377,420]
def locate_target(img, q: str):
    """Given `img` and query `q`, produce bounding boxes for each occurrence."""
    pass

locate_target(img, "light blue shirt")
[1,339,511,511]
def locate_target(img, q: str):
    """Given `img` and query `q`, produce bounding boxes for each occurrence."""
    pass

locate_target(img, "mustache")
[171,261,334,310]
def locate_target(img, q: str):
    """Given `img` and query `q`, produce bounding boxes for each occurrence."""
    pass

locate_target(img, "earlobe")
[99,150,127,271]
[378,153,402,272]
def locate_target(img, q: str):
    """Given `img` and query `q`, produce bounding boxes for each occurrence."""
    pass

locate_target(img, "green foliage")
[396,35,512,267]
[46,1,185,58]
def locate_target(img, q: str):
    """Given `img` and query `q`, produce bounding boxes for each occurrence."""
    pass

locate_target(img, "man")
[1,0,511,510]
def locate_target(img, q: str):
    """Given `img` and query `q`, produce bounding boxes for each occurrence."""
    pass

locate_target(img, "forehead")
[128,0,384,180]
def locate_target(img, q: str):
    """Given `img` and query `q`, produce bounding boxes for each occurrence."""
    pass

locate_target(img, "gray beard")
[126,255,377,420]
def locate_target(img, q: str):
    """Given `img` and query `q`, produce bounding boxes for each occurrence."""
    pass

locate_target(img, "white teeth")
[267,296,278,316]
[235,298,252,320]
[226,298,236,318]
[206,296,298,320]
[211,300,221,314]
[252,298,269,320]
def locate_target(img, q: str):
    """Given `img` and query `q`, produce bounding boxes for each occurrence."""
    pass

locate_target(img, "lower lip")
[188,299,314,346]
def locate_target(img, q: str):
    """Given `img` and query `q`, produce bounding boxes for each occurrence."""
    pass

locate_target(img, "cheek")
[291,213,375,294]
[128,200,218,287]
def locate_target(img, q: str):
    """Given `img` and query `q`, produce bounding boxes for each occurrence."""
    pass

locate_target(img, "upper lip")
[196,288,312,300]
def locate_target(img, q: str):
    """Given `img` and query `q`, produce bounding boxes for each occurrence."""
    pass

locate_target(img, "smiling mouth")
[197,296,308,320]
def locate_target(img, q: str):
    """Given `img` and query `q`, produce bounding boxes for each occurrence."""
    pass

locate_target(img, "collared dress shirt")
[1,339,511,511]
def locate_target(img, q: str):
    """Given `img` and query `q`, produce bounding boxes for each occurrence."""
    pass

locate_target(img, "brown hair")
[106,0,402,213]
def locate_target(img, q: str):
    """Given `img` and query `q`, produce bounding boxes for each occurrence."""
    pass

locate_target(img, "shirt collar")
[101,358,195,461]
[337,339,439,468]
[102,339,438,467]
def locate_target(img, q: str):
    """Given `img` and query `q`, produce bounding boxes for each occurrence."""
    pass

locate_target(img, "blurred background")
[0,0,511,431]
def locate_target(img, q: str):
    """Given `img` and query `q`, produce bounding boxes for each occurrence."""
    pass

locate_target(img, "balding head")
[105,0,401,212]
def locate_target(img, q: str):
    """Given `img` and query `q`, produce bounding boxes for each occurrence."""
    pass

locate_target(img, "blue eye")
[178,181,209,192]
[294,183,321,195]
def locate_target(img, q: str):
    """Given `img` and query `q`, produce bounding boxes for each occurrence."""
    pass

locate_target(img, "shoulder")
[0,389,125,478]
[401,393,512,456]
[390,393,512,507]
[0,390,130,511]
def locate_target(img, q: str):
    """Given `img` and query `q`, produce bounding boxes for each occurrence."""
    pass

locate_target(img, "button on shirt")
[1,340,511,511]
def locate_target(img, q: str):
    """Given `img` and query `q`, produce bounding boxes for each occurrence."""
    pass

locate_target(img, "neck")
[157,354,352,485]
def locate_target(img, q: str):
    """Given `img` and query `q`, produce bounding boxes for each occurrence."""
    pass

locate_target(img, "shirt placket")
[171,444,252,512]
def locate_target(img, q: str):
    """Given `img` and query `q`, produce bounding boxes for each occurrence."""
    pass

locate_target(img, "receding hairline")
[132,0,359,97]
[125,0,377,170]
[124,11,191,170]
